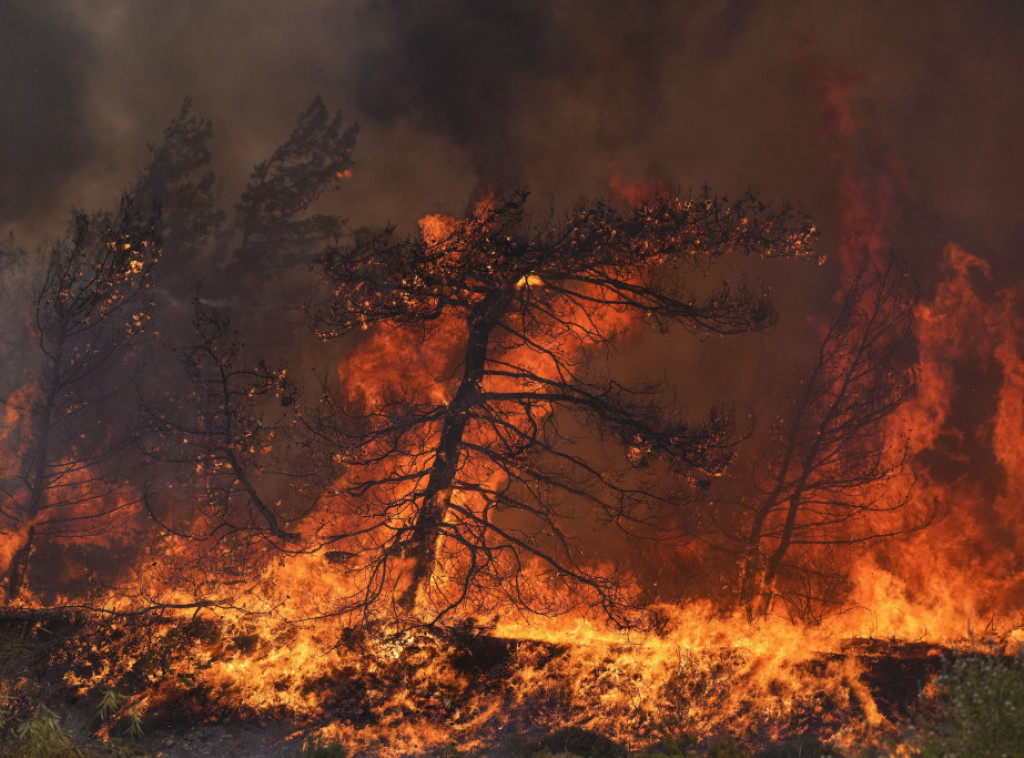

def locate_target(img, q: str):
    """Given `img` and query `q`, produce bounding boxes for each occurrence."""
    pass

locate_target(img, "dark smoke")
[349,0,760,190]
[6,1,1024,283]
[0,0,94,224]
[351,0,560,187]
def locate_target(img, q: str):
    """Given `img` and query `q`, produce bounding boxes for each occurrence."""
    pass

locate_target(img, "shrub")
[911,648,1024,756]
[303,733,348,758]
[10,704,82,758]
[96,688,144,743]
[0,696,149,758]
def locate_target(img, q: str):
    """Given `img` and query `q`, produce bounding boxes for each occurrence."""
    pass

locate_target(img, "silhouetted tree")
[139,300,314,551]
[225,95,359,363]
[235,95,357,268]
[0,200,160,601]
[312,190,818,624]
[134,97,225,289]
[714,258,924,620]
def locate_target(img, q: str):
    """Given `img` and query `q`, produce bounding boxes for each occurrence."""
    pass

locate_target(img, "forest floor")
[0,610,946,757]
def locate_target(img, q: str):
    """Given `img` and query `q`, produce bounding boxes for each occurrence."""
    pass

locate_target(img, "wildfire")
[3,65,1023,758]
[49,206,1005,754]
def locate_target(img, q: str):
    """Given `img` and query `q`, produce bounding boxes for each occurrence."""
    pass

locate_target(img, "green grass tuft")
[303,732,348,758]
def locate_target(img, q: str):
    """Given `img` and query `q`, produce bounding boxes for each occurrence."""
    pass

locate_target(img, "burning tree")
[313,190,818,623]
[127,95,355,597]
[0,98,226,603]
[716,259,923,620]
[139,300,317,555]
[0,201,160,601]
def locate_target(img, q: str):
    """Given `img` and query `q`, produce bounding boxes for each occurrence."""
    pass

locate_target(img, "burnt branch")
[310,189,818,626]
[719,256,929,620]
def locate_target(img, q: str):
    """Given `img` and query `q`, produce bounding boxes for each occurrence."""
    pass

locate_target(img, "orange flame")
[13,67,1024,757]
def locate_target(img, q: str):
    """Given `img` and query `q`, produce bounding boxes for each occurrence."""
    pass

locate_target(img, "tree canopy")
[313,190,819,624]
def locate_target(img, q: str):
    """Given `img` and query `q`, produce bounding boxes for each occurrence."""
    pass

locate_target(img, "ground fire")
[2,26,1024,758]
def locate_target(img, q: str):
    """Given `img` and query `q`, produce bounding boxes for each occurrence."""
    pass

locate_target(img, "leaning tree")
[313,190,818,624]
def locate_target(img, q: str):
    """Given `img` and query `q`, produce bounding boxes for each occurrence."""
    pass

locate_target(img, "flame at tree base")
[11,579,1014,757]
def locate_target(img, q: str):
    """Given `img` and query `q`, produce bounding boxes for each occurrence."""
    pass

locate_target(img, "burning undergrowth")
[0,603,964,756]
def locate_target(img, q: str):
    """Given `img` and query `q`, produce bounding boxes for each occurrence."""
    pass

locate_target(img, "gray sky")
[3,0,1023,283]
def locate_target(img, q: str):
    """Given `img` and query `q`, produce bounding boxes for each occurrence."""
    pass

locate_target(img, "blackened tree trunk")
[398,293,509,612]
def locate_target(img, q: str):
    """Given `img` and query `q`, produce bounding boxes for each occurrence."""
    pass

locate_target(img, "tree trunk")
[4,368,60,603]
[4,525,35,602]
[397,294,507,614]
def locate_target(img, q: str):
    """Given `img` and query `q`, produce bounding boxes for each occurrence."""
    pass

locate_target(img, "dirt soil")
[144,718,305,757]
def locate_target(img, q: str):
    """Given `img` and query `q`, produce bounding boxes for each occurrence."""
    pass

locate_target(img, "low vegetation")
[0,698,146,757]
[902,647,1024,757]
[2,615,1022,756]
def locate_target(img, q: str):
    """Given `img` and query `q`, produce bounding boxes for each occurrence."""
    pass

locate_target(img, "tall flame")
[7,61,1024,758]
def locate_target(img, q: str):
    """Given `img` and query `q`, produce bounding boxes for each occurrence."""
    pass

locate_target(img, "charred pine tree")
[312,190,819,624]
[139,300,316,556]
[235,95,357,270]
[0,97,226,603]
[724,259,924,620]
[0,201,160,601]
[128,96,355,590]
